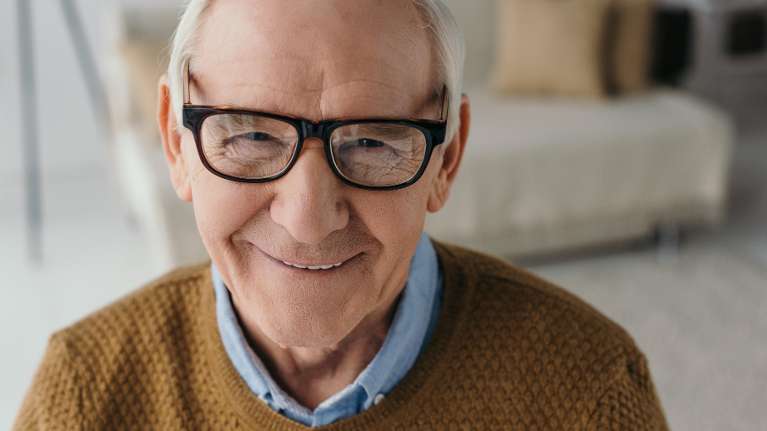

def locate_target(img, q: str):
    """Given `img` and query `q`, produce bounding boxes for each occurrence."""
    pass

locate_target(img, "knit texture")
[13,241,669,430]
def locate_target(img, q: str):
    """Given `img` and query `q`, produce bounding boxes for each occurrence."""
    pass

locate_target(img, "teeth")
[281,261,344,270]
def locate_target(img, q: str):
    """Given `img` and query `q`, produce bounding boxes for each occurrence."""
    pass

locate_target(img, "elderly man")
[15,0,669,429]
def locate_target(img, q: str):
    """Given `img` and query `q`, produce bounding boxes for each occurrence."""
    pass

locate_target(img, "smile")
[249,243,359,272]
[280,261,344,271]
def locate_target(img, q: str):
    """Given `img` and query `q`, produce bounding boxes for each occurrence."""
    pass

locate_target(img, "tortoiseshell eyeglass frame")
[180,60,450,191]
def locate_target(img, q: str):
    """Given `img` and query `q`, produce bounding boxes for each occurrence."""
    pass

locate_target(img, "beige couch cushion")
[490,0,612,98]
[608,0,654,94]
[425,86,733,258]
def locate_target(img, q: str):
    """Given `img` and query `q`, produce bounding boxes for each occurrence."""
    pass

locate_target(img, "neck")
[236,292,402,410]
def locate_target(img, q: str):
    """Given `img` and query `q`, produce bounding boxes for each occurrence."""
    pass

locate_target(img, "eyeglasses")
[181,61,449,190]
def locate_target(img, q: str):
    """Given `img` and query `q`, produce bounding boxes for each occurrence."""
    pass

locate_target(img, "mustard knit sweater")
[14,241,669,430]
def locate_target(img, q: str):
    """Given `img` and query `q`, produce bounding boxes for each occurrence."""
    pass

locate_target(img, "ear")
[427,94,470,213]
[157,74,192,202]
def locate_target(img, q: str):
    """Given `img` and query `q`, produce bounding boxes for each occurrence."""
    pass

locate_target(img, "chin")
[243,265,379,349]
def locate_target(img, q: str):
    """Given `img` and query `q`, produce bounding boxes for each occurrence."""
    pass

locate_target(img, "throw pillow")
[608,0,655,94]
[490,0,613,98]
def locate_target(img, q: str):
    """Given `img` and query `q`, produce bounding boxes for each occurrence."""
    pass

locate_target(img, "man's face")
[161,0,466,349]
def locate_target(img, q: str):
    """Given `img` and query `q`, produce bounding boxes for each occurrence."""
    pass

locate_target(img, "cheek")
[190,174,272,253]
[377,194,425,237]
[181,136,268,243]
[352,182,431,264]
[358,150,439,242]
[373,155,440,234]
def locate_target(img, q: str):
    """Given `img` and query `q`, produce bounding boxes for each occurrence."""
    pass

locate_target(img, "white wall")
[441,0,496,86]
[0,0,111,188]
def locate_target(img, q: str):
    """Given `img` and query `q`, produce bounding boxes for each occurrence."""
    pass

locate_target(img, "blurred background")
[1,0,765,429]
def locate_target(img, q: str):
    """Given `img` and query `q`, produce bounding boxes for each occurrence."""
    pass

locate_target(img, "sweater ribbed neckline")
[200,241,476,430]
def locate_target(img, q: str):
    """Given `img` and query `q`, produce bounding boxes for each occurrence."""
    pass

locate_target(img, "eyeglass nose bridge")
[300,121,330,142]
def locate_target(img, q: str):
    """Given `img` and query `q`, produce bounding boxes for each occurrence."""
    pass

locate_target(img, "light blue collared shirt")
[212,233,443,427]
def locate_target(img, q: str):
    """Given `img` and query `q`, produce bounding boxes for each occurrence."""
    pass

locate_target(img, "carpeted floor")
[532,235,767,430]
[529,121,767,430]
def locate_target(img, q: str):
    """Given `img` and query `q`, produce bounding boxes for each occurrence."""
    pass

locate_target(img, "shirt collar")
[353,233,441,404]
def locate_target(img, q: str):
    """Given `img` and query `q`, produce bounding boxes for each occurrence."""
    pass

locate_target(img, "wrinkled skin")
[158,0,470,409]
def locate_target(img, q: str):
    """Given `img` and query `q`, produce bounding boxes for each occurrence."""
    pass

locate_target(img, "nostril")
[269,192,349,246]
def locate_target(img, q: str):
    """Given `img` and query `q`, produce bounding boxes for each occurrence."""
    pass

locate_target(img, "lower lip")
[252,245,360,276]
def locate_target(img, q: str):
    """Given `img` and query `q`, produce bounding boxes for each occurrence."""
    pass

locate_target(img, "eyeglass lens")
[200,113,428,187]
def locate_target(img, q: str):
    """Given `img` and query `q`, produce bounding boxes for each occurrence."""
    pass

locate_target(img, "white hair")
[167,0,465,143]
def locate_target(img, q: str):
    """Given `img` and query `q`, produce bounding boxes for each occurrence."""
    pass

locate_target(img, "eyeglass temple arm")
[440,84,449,122]
[183,59,191,105]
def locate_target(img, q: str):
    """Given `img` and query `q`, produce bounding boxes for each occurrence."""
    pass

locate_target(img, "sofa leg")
[654,221,683,262]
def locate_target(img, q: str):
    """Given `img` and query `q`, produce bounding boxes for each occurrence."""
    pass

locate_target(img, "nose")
[269,139,350,245]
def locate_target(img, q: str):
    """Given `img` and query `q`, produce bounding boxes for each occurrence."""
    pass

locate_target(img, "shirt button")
[374,393,385,405]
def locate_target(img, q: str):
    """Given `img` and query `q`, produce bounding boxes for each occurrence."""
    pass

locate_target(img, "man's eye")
[222,131,281,147]
[240,131,275,142]
[337,138,391,154]
[352,138,386,148]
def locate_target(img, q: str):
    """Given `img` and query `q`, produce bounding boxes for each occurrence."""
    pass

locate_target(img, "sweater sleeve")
[585,350,670,431]
[12,333,87,430]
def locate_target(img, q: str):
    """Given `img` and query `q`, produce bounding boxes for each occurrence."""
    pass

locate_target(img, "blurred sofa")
[428,0,734,258]
[104,0,733,270]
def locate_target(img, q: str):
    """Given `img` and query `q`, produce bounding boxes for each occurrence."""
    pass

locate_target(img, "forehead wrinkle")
[191,67,440,122]
[190,0,436,121]
[189,56,325,99]
[189,68,323,117]
[193,68,431,121]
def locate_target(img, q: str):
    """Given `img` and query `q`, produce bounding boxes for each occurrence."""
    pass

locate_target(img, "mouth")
[251,244,360,273]
[279,260,345,271]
